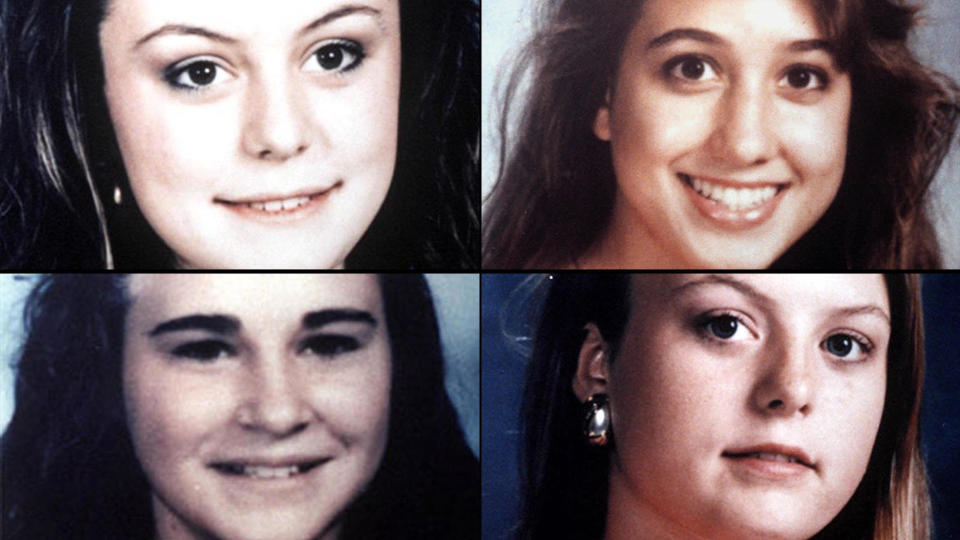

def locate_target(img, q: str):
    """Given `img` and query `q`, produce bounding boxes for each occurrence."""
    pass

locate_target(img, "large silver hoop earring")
[583,393,610,446]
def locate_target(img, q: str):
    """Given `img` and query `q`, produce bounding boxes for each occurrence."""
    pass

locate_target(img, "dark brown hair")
[1,0,480,270]
[483,0,960,269]
[2,274,479,539]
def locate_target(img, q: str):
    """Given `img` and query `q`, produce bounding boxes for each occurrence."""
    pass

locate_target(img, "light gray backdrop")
[481,0,960,266]
[0,274,479,456]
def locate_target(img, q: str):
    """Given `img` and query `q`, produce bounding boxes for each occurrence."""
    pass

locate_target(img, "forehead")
[631,274,889,314]
[103,0,397,38]
[127,274,383,321]
[633,0,824,44]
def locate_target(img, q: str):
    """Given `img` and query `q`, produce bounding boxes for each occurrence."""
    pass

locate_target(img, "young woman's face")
[123,274,391,540]
[99,1,401,269]
[593,0,851,268]
[577,274,889,539]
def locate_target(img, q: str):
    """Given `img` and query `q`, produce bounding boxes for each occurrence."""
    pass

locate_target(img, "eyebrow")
[671,275,891,326]
[133,4,382,50]
[147,308,376,338]
[830,305,891,326]
[302,308,377,329]
[148,314,241,337]
[671,275,771,305]
[647,27,833,55]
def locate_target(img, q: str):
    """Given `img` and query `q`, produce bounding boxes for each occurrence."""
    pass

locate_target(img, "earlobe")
[572,323,610,401]
[593,91,612,141]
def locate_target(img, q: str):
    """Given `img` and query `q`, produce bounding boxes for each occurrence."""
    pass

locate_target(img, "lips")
[681,174,783,211]
[215,181,342,216]
[211,457,329,479]
[678,173,789,229]
[722,443,816,470]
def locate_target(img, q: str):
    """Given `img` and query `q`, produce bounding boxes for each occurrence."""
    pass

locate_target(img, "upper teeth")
[688,176,778,211]
[218,463,305,478]
[247,195,312,213]
[241,465,301,478]
[748,452,800,464]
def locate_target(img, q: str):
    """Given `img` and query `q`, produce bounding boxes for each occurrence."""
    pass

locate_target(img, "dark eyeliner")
[169,339,235,361]
[299,334,361,357]
[312,39,366,73]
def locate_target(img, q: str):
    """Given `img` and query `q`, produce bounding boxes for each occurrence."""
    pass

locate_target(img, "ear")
[593,90,612,141]
[572,323,611,402]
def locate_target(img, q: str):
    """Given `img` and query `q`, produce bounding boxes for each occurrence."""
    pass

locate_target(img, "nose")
[708,79,777,167]
[751,336,814,417]
[236,360,313,436]
[241,74,315,161]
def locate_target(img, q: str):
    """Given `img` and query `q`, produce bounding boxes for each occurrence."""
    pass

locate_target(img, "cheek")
[123,360,233,471]
[609,83,709,172]
[311,351,392,460]
[609,324,721,468]
[822,368,886,491]
[779,89,851,186]
[106,79,234,199]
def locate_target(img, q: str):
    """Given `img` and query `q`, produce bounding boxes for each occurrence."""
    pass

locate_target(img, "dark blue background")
[482,274,960,540]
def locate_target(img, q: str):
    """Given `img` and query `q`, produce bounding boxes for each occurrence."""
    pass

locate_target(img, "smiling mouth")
[215,181,342,215]
[211,458,329,479]
[679,173,786,212]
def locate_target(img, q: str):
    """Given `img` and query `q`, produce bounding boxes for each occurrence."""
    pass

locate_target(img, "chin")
[710,502,830,540]
[678,239,784,269]
[204,510,334,540]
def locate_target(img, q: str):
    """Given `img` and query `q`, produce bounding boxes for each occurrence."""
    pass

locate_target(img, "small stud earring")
[113,185,122,206]
[583,393,610,446]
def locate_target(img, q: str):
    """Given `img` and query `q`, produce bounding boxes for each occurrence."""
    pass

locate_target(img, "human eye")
[663,54,720,84]
[778,64,829,91]
[170,339,236,362]
[164,57,234,91]
[304,39,366,73]
[696,311,754,342]
[821,332,873,362]
[299,334,361,357]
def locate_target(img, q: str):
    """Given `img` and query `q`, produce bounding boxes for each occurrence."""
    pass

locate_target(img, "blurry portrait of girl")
[2,273,479,539]
[1,0,479,269]
[482,0,960,269]
[481,273,960,539]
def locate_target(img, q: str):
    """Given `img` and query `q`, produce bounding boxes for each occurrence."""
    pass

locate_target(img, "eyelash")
[821,331,873,361]
[170,339,236,362]
[662,55,831,92]
[163,57,231,92]
[694,313,875,363]
[779,64,830,91]
[169,334,360,363]
[696,311,753,342]
[162,39,366,92]
[305,39,366,74]
[298,334,361,357]
[663,54,719,84]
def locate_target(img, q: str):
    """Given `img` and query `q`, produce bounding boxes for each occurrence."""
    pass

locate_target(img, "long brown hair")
[517,273,928,539]
[483,0,960,269]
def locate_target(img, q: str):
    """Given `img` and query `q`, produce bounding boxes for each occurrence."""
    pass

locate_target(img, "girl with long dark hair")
[2,274,479,539]
[2,0,479,269]
[483,0,959,269]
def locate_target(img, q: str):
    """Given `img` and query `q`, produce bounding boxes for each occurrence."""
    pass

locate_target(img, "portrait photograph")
[482,273,960,539]
[1,273,480,539]
[1,0,480,270]
[481,0,960,269]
